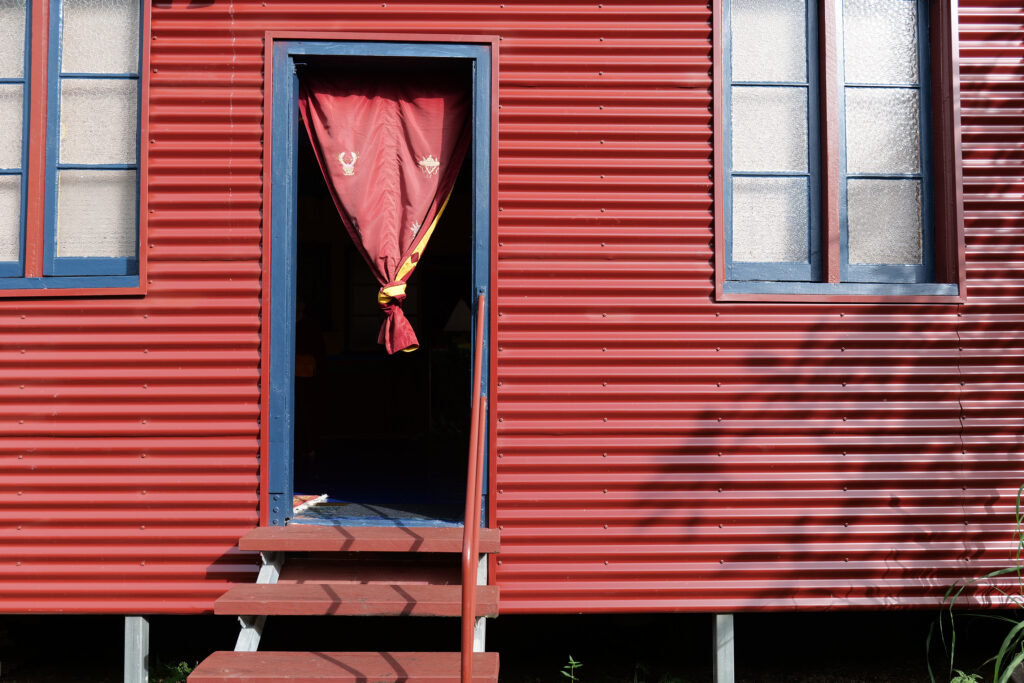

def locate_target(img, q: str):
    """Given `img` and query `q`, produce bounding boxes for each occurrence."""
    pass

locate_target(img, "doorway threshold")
[289,497,464,528]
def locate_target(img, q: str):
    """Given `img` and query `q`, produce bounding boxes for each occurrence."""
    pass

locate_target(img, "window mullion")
[23,0,50,278]
[820,0,842,284]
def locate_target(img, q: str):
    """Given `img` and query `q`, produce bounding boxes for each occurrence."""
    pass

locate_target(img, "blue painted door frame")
[267,40,492,526]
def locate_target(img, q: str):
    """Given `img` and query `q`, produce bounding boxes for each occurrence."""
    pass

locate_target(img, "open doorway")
[288,58,474,526]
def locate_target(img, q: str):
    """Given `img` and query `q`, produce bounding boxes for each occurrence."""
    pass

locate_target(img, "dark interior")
[292,60,473,522]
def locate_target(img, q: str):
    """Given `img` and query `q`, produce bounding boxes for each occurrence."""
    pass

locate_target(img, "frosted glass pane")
[732,0,806,82]
[0,0,26,78]
[848,178,921,264]
[0,174,20,262]
[61,0,140,74]
[0,84,23,169]
[57,169,137,258]
[732,86,808,173]
[733,176,809,263]
[843,0,919,84]
[845,87,920,174]
[60,79,138,164]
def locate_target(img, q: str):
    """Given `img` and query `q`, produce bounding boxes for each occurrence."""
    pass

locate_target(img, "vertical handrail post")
[461,294,487,683]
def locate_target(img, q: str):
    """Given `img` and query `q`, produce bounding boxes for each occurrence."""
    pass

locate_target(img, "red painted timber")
[189,651,499,683]
[239,527,500,555]
[213,583,499,617]
[278,557,462,586]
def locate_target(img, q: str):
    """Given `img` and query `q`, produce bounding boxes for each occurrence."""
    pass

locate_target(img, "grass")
[929,484,1024,683]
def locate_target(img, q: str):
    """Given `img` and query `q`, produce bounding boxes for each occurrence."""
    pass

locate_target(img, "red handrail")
[461,293,487,683]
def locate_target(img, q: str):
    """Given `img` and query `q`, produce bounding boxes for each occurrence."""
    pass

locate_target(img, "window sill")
[0,275,143,298]
[720,280,960,304]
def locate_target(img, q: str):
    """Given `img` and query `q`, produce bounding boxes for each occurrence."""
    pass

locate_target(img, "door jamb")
[260,33,498,527]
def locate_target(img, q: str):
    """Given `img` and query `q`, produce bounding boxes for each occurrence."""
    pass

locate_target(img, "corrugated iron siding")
[493,0,1024,613]
[2,0,1021,614]
[0,4,265,612]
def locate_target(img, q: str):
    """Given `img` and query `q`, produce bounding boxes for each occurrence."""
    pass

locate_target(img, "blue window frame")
[0,1,31,279]
[723,0,821,283]
[837,0,933,285]
[720,0,958,299]
[0,0,142,292]
[43,0,141,278]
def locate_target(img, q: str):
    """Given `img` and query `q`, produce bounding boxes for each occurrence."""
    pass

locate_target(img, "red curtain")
[298,71,471,354]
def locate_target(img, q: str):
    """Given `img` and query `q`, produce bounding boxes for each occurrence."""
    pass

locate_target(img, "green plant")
[561,656,582,683]
[151,660,194,683]
[929,484,1024,683]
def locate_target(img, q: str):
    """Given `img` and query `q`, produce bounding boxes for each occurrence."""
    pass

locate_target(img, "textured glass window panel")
[61,0,140,74]
[0,174,20,262]
[732,176,809,263]
[732,86,808,173]
[732,0,806,82]
[843,0,918,85]
[56,169,137,258]
[845,87,920,174]
[847,178,921,264]
[0,0,26,78]
[0,84,23,170]
[60,79,138,164]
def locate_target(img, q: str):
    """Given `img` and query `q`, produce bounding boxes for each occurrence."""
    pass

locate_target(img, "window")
[0,0,145,294]
[714,0,966,302]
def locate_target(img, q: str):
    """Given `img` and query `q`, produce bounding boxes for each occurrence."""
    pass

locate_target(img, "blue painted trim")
[471,54,492,519]
[49,256,137,276]
[839,0,933,285]
[731,170,811,178]
[42,0,62,276]
[0,275,138,289]
[844,82,921,89]
[0,261,23,277]
[59,72,140,79]
[43,0,142,279]
[268,41,298,526]
[723,0,821,283]
[723,280,958,297]
[842,172,926,180]
[7,0,31,279]
[286,41,490,60]
[269,39,492,527]
[731,80,809,88]
[57,163,138,170]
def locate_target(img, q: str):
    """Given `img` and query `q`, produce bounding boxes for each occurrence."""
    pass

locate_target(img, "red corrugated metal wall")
[496,0,1024,613]
[1,0,1020,614]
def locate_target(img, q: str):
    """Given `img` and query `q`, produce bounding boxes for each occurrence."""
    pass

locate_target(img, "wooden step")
[240,526,500,554]
[214,583,499,617]
[278,556,461,586]
[189,651,499,682]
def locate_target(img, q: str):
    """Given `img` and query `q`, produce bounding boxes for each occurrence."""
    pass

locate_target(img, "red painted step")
[278,556,462,586]
[214,583,499,617]
[189,651,499,683]
[239,526,500,554]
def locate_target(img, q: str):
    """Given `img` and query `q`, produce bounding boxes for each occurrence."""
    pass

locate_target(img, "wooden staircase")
[188,525,500,682]
[191,294,495,682]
